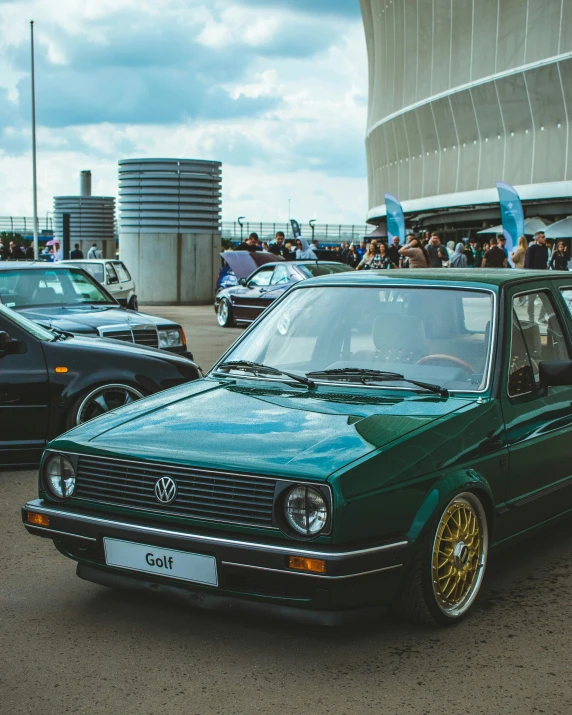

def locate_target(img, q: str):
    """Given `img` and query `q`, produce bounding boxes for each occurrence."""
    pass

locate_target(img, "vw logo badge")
[154,476,177,505]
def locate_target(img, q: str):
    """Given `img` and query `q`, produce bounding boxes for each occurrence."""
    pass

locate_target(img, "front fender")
[406,470,496,543]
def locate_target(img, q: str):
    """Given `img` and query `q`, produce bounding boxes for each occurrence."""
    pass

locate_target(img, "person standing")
[70,243,84,259]
[511,236,528,269]
[237,233,261,252]
[482,237,508,268]
[449,243,468,268]
[497,234,509,262]
[378,242,396,269]
[295,238,317,260]
[549,241,569,271]
[356,242,379,270]
[87,243,102,259]
[524,231,549,269]
[346,244,360,268]
[399,238,431,268]
[387,236,401,266]
[470,241,484,268]
[427,234,449,268]
[356,241,367,259]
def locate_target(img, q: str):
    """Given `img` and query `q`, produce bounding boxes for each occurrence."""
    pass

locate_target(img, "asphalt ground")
[2,306,572,715]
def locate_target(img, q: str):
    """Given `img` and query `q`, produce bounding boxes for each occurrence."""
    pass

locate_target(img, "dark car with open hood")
[215,251,353,327]
[0,303,200,467]
[0,263,192,358]
[21,269,572,627]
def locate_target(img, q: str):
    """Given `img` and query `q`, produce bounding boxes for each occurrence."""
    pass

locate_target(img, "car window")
[248,267,274,287]
[509,290,570,397]
[105,263,119,284]
[115,262,132,282]
[271,265,290,285]
[297,263,352,278]
[78,263,105,283]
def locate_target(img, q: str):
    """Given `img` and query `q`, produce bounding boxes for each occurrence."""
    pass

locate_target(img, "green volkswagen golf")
[22,270,572,626]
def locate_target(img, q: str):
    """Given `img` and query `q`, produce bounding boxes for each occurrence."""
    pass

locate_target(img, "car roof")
[299,268,570,290]
[0,262,81,271]
[60,259,118,263]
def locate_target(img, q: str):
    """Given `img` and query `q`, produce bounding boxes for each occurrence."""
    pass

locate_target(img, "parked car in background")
[61,259,138,310]
[215,254,353,327]
[22,269,572,626]
[0,263,192,359]
[0,303,200,467]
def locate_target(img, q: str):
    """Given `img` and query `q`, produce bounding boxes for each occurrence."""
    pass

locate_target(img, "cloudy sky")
[0,0,368,225]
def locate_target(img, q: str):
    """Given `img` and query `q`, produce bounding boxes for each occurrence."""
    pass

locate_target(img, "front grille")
[75,456,277,528]
[132,327,159,348]
[100,329,132,342]
[98,325,159,349]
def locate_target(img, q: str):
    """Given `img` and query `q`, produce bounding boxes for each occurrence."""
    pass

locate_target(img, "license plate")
[103,538,218,587]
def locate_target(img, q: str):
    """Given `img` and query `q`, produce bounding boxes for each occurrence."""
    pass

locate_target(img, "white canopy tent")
[477,217,551,236]
[544,217,572,239]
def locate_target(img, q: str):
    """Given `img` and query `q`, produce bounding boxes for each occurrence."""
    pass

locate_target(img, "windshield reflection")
[217,286,494,392]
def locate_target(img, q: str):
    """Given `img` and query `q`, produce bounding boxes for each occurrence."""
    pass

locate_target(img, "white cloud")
[0,0,368,224]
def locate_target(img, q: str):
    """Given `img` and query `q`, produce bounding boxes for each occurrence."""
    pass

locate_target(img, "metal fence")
[222,221,371,245]
[1,216,372,246]
[0,215,54,235]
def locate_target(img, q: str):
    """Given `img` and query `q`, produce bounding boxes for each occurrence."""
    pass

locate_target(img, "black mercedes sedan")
[0,263,192,359]
[0,303,200,467]
[214,256,353,327]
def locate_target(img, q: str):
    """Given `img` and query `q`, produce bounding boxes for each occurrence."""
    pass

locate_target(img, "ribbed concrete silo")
[118,158,222,304]
[53,171,116,257]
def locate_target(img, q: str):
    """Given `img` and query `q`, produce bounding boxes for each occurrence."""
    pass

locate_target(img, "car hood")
[15,305,174,333]
[53,378,476,481]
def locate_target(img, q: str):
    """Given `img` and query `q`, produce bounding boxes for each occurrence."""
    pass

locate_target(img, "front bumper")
[22,500,408,625]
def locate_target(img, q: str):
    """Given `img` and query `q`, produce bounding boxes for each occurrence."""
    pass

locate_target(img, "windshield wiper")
[306,368,448,397]
[49,327,73,341]
[216,360,316,389]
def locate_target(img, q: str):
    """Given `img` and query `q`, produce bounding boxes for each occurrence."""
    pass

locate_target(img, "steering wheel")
[416,354,476,374]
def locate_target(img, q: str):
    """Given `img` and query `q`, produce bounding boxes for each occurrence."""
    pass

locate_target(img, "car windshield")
[0,268,115,307]
[297,263,353,278]
[0,303,55,341]
[217,286,494,392]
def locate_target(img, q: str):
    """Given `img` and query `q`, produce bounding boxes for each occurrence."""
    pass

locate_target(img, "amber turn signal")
[288,556,327,574]
[26,512,50,527]
[55,366,69,373]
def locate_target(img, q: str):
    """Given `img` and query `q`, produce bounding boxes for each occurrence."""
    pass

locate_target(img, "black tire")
[217,298,235,327]
[397,491,489,627]
[66,383,144,429]
[127,295,139,311]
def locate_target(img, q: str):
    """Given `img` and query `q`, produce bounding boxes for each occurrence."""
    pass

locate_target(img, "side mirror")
[0,331,18,355]
[539,360,572,389]
[239,278,248,287]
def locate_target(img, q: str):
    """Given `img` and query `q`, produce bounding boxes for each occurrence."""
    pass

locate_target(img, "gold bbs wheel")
[431,493,488,618]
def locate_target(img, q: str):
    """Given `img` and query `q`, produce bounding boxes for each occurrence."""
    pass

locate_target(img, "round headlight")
[284,485,328,536]
[44,454,76,500]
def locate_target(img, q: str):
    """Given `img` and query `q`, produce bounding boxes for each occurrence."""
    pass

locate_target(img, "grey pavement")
[2,306,572,715]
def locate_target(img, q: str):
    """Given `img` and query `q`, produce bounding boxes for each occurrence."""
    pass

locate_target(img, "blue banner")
[384,194,405,244]
[496,182,524,260]
[290,219,302,240]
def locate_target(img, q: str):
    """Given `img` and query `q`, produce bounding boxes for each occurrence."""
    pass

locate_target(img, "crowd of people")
[233,230,570,271]
[0,238,35,261]
[0,239,104,262]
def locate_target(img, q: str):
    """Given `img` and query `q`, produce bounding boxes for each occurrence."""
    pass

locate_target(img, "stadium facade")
[360,0,572,235]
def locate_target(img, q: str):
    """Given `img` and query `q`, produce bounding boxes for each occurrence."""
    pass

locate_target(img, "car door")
[115,262,135,300]
[0,311,50,464]
[231,266,275,323]
[500,282,572,533]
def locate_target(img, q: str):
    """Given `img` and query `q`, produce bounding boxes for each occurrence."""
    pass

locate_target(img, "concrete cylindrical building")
[360,0,572,228]
[53,171,116,257]
[118,158,222,304]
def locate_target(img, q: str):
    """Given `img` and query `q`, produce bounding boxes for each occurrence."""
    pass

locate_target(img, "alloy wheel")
[431,493,488,618]
[75,384,144,425]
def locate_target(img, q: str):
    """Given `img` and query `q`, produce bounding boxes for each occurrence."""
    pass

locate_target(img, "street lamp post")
[30,20,39,260]
[237,216,245,241]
